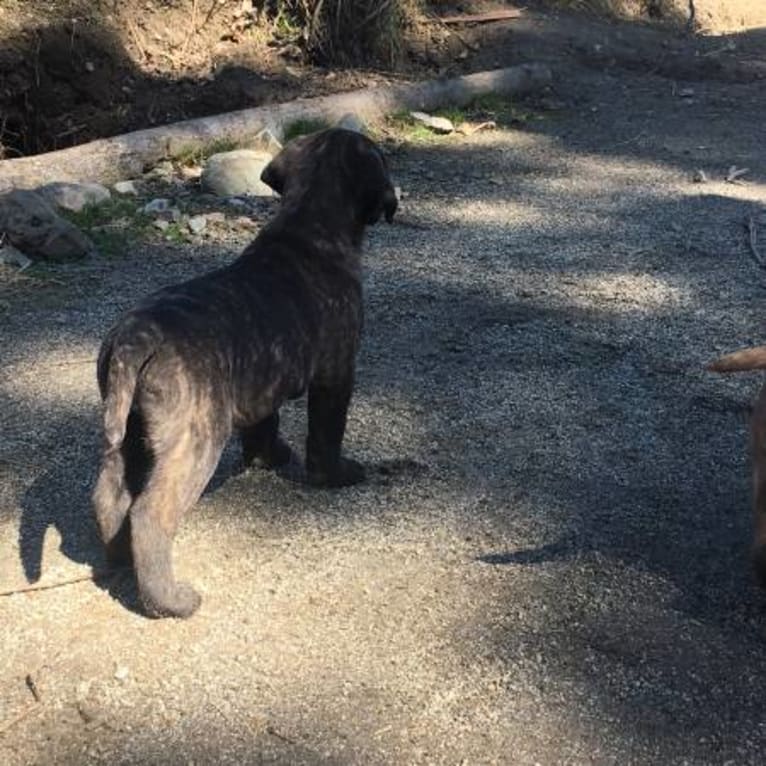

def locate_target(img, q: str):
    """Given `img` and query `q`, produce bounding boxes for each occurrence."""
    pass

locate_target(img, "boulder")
[38,181,111,212]
[0,189,96,261]
[201,149,274,197]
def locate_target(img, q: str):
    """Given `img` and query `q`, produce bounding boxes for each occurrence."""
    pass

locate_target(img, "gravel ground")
[2,50,766,765]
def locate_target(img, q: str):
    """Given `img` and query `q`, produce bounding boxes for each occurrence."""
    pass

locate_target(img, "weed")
[172,138,241,167]
[61,198,151,258]
[283,117,331,143]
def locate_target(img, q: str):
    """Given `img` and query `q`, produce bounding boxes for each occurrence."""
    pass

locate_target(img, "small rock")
[147,160,175,182]
[206,212,226,224]
[169,208,183,223]
[114,666,129,682]
[202,149,275,197]
[180,165,203,181]
[153,219,170,231]
[235,215,257,228]
[692,169,708,183]
[253,128,283,156]
[113,180,139,195]
[0,243,32,270]
[143,198,172,214]
[679,87,695,98]
[336,113,366,134]
[410,111,455,134]
[38,181,111,213]
[188,215,207,234]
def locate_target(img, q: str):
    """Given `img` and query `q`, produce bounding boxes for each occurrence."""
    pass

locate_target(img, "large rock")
[201,149,274,197]
[0,189,96,261]
[38,181,111,212]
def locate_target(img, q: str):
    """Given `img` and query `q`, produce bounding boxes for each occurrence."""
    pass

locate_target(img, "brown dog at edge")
[92,128,398,619]
[708,345,766,586]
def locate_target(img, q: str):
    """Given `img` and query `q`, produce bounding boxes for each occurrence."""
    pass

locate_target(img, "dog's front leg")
[306,380,365,487]
[241,412,295,469]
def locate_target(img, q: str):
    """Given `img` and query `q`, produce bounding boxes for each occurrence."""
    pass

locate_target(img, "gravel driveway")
[2,48,766,764]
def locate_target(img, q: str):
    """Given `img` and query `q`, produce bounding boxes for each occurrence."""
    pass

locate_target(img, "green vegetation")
[61,198,151,258]
[266,1,421,65]
[283,117,332,143]
[172,138,241,168]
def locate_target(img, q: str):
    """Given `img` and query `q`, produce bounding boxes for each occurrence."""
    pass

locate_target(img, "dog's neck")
[276,193,367,249]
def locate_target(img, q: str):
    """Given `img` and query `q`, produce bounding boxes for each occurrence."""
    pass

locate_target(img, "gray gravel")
[2,60,766,765]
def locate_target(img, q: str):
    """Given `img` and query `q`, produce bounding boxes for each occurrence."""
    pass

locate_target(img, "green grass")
[172,138,241,167]
[61,198,151,258]
[382,94,549,143]
[283,118,332,143]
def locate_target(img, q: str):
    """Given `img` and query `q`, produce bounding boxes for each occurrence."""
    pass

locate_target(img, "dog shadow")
[17,451,146,614]
[18,431,424,617]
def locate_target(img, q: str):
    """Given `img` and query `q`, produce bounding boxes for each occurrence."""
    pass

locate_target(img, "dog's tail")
[97,321,160,452]
[707,346,766,373]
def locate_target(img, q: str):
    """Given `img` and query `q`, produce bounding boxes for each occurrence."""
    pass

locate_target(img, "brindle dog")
[92,128,398,618]
[709,345,766,588]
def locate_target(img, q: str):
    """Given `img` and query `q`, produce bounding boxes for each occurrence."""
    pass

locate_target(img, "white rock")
[202,149,274,197]
[143,198,171,214]
[38,181,111,212]
[0,243,32,270]
[410,111,455,134]
[336,113,366,134]
[153,219,170,231]
[188,215,207,234]
[253,128,283,155]
[114,180,138,195]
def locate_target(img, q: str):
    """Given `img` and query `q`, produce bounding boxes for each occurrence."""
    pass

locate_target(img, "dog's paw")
[308,457,366,488]
[141,581,202,619]
[243,437,297,471]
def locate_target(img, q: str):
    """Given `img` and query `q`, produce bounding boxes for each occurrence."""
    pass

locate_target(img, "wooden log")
[435,10,523,24]
[0,64,552,192]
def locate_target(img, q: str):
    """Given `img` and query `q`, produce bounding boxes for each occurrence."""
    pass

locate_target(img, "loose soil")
[2,2,766,765]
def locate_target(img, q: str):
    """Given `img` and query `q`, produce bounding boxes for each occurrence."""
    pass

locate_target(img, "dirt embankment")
[1,0,764,162]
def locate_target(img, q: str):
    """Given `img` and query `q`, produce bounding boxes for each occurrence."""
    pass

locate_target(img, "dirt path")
[3,11,766,765]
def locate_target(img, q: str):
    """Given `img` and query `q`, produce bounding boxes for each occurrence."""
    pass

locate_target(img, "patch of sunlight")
[1,341,98,407]
[435,198,557,228]
[689,180,766,205]
[562,272,687,314]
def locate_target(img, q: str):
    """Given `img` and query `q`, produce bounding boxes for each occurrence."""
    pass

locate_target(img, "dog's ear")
[260,135,310,195]
[359,147,398,225]
[260,152,287,195]
[365,184,398,225]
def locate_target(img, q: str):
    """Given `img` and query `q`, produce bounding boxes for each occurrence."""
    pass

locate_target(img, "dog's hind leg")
[92,447,133,564]
[240,412,295,469]
[92,410,151,566]
[305,380,365,487]
[130,430,224,619]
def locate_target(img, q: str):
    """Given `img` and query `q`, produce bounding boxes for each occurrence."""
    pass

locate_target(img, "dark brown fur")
[92,129,398,618]
[708,344,766,587]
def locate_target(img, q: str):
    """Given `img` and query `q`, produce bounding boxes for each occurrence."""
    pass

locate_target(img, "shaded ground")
[2,5,766,766]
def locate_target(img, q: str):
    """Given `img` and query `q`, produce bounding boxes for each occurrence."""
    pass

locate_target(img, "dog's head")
[261,128,398,226]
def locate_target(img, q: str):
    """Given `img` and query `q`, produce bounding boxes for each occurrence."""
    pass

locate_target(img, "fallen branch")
[433,9,523,24]
[0,704,41,736]
[0,64,552,191]
[0,570,113,598]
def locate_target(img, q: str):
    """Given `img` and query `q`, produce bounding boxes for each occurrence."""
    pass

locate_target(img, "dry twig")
[0,571,106,598]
